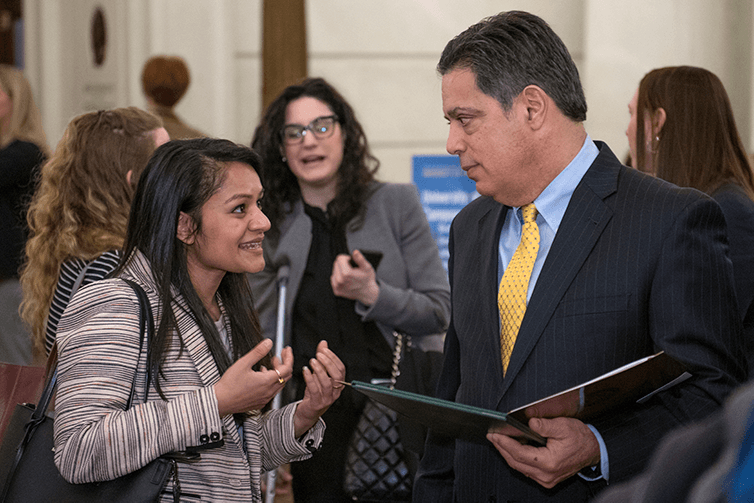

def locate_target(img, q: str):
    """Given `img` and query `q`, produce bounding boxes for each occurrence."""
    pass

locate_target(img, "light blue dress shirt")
[497,135,609,482]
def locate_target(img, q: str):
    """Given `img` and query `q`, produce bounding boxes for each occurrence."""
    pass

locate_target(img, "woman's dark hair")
[117,138,271,397]
[636,66,754,200]
[250,77,378,233]
[437,10,587,122]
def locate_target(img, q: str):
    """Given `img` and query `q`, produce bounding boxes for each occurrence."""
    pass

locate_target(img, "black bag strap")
[2,279,154,503]
[122,279,154,406]
[371,331,408,389]
[33,279,151,418]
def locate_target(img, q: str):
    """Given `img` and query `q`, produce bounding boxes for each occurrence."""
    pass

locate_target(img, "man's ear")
[520,85,547,130]
[177,211,196,245]
[652,107,666,136]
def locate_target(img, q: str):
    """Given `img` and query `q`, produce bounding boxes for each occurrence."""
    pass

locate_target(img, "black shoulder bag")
[343,331,413,502]
[0,279,176,502]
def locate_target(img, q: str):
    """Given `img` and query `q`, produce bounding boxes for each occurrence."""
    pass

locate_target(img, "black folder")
[348,381,547,446]
[347,351,688,448]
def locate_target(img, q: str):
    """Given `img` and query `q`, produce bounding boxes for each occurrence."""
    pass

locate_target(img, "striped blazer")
[54,251,324,502]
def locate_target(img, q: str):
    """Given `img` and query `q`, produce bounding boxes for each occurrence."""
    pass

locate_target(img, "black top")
[291,203,392,404]
[712,183,754,370]
[0,140,46,279]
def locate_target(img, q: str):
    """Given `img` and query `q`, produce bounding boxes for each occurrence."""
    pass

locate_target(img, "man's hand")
[486,417,600,488]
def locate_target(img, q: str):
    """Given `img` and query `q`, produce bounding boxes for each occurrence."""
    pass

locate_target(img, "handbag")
[0,279,176,502]
[0,260,96,442]
[0,364,45,441]
[343,332,413,502]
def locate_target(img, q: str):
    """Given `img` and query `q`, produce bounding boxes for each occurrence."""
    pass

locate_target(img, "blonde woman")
[21,107,168,359]
[0,64,49,364]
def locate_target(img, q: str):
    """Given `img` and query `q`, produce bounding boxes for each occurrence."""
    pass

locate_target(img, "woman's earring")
[647,135,660,154]
[281,155,287,163]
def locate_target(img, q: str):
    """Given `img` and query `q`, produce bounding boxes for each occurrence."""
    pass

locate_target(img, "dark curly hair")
[250,77,378,234]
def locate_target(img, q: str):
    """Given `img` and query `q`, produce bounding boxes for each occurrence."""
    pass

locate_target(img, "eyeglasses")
[281,115,339,145]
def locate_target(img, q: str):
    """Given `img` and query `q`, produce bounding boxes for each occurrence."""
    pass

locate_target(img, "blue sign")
[412,155,478,272]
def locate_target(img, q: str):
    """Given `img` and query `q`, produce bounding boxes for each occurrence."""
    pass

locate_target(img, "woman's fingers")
[271,346,293,385]
[315,341,346,381]
[237,338,273,369]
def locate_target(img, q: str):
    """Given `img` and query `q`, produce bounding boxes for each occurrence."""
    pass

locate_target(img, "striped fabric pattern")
[45,249,121,354]
[53,251,324,502]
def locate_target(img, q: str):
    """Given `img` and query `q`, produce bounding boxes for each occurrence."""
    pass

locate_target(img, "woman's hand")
[331,250,380,305]
[293,340,346,437]
[214,338,293,416]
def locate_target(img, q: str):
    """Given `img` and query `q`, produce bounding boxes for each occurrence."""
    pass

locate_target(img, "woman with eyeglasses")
[250,77,450,501]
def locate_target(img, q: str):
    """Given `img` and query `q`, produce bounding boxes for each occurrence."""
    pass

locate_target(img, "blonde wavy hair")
[21,107,162,355]
[0,64,49,155]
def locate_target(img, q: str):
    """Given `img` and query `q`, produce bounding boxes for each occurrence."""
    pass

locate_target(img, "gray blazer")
[54,252,325,502]
[249,182,450,352]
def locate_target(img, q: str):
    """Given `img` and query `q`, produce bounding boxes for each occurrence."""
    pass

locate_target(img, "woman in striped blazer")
[53,138,345,502]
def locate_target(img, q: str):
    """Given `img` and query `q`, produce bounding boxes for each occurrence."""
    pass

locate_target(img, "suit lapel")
[474,201,510,394]
[498,143,620,399]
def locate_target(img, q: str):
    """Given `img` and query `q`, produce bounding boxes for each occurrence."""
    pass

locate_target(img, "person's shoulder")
[70,276,137,309]
[75,250,121,281]
[2,139,45,162]
[448,195,499,231]
[712,183,754,210]
[618,165,713,211]
[459,194,498,215]
[88,250,121,271]
[4,139,40,153]
[371,181,415,197]
[367,182,420,206]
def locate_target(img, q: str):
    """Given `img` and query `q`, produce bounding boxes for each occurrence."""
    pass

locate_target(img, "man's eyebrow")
[445,107,479,119]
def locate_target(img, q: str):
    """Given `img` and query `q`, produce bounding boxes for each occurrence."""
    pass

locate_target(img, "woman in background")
[141,55,206,139]
[21,107,168,358]
[627,65,754,370]
[250,77,450,502]
[0,64,49,364]
[53,138,344,502]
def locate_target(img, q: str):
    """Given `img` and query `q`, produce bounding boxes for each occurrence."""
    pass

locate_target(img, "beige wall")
[22,0,754,182]
[584,0,752,163]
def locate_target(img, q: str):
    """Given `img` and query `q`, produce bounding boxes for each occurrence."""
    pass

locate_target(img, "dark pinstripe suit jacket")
[414,142,748,503]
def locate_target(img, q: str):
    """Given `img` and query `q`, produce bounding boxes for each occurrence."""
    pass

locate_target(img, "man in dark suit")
[413,10,747,502]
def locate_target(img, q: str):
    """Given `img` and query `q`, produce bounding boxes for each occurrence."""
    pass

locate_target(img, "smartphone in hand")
[349,249,383,270]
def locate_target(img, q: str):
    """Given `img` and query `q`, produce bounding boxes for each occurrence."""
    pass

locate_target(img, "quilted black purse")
[343,332,412,502]
[0,279,176,502]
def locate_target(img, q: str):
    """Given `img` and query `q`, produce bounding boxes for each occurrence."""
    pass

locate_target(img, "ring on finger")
[274,368,285,385]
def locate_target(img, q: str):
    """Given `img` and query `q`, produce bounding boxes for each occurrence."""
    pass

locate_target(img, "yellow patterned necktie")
[498,203,540,375]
